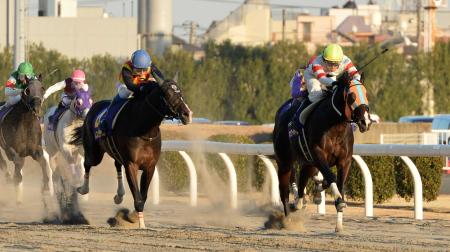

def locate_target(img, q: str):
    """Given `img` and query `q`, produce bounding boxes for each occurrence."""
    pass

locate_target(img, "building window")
[302,22,311,42]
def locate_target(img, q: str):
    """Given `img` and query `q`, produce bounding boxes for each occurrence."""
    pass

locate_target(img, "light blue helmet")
[131,50,152,69]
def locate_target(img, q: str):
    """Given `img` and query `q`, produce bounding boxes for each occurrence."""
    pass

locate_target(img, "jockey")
[44,70,89,130]
[1,62,37,110]
[99,49,165,133]
[294,43,361,127]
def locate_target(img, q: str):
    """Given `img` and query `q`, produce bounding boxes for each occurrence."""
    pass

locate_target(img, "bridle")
[21,87,43,118]
[143,82,185,121]
[331,81,368,123]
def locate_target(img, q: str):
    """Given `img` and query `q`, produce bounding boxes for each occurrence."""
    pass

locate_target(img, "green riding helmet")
[323,44,344,63]
[18,62,35,78]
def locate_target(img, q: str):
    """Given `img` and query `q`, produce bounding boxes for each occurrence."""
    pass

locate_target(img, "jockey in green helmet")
[1,62,37,110]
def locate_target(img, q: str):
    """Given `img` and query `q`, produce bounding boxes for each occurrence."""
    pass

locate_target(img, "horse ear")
[347,92,356,106]
[173,71,179,83]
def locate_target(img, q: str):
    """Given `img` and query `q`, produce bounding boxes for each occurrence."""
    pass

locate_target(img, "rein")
[21,94,42,118]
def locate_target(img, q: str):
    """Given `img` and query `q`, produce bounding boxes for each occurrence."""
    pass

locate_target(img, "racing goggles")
[18,74,32,80]
[324,60,340,68]
[132,68,149,75]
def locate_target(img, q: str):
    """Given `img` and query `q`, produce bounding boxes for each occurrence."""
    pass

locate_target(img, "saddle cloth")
[94,99,128,140]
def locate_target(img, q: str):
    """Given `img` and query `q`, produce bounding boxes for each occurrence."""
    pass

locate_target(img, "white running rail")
[151,141,450,220]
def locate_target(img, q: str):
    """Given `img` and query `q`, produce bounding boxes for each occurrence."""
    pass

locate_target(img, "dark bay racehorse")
[0,79,54,214]
[70,79,192,228]
[273,75,371,232]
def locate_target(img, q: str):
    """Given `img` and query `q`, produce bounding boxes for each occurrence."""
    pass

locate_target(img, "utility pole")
[123,1,125,17]
[138,0,147,49]
[14,0,25,69]
[189,21,198,45]
[6,0,10,48]
[131,0,134,17]
[416,0,422,52]
[282,9,286,41]
[423,0,437,52]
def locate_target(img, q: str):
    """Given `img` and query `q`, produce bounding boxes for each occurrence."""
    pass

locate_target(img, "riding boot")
[290,98,312,131]
[99,95,122,135]
[48,103,65,131]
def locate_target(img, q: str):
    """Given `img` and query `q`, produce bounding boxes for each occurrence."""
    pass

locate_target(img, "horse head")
[160,79,192,125]
[22,79,45,115]
[71,89,93,118]
[342,79,371,133]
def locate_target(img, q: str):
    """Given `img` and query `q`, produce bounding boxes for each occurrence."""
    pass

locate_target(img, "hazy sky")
[28,1,383,31]
[27,0,446,39]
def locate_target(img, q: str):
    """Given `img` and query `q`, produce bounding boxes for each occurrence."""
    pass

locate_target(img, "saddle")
[287,94,328,163]
[0,104,14,124]
[94,98,128,140]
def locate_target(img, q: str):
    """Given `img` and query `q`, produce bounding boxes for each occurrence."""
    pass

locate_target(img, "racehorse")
[43,89,92,223]
[0,79,54,216]
[273,75,371,232]
[70,78,192,228]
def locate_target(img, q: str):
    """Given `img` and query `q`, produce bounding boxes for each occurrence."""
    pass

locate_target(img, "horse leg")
[312,169,324,205]
[76,156,89,201]
[13,157,25,204]
[34,150,54,196]
[289,167,299,207]
[138,164,156,228]
[277,162,292,217]
[77,160,92,195]
[334,159,351,232]
[0,149,11,183]
[113,160,125,204]
[124,162,145,228]
[296,165,316,209]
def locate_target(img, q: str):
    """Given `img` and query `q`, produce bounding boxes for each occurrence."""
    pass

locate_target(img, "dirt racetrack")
[1,157,450,251]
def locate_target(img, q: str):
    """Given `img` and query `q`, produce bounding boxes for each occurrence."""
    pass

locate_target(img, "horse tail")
[70,125,84,146]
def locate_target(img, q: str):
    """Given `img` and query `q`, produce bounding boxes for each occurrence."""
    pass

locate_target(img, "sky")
[26,0,448,39]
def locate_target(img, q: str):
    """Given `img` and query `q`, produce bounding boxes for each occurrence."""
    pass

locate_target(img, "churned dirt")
[1,156,450,251]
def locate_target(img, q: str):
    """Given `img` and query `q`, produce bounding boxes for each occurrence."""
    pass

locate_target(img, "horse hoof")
[80,194,89,202]
[335,198,347,212]
[114,195,123,205]
[313,195,322,205]
[289,203,298,211]
[77,187,88,195]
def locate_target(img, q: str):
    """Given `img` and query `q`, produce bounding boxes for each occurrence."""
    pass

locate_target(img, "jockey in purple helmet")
[99,50,165,134]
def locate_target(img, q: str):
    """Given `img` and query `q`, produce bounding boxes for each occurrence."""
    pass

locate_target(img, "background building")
[205,0,271,46]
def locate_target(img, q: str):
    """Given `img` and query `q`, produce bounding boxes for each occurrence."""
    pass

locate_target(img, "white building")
[205,0,271,46]
[0,1,138,59]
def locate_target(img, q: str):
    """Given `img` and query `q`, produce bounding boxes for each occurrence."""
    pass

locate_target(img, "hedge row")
[158,134,443,203]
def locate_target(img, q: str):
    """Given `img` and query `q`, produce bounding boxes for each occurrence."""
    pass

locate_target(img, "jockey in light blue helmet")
[98,49,165,137]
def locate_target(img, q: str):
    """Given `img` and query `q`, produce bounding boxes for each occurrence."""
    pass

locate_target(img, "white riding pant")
[305,78,326,103]
[117,83,133,99]
[4,87,23,106]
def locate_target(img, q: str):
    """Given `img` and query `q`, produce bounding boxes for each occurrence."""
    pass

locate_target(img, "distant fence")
[380,130,450,171]
[149,141,450,221]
